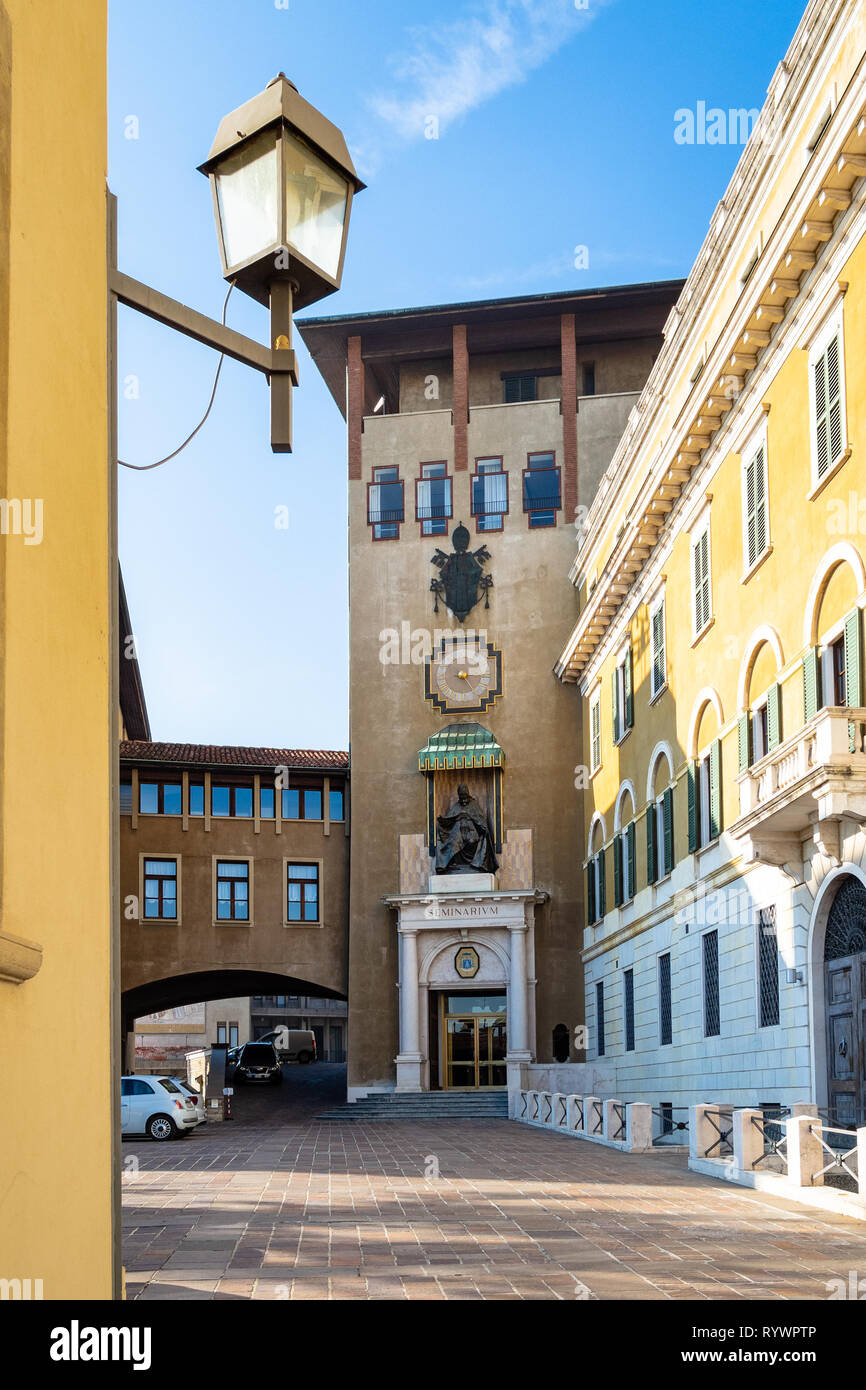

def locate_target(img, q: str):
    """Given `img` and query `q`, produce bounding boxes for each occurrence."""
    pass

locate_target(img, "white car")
[120,1074,201,1140]
[177,1080,207,1127]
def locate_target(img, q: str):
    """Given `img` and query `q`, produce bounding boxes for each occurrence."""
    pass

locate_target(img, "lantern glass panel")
[214,129,280,270]
[283,132,349,280]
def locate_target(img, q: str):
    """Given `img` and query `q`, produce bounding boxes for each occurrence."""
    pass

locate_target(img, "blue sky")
[111,0,806,750]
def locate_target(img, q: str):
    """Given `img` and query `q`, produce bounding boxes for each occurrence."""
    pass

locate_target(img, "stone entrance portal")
[386,873,542,1092]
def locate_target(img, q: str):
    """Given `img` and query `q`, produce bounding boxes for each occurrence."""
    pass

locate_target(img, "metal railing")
[556,1094,568,1126]
[541,1093,552,1123]
[610,1102,626,1144]
[749,1111,789,1173]
[589,1098,603,1136]
[652,1106,690,1146]
[810,1122,859,1188]
[702,1106,734,1159]
[571,1097,584,1131]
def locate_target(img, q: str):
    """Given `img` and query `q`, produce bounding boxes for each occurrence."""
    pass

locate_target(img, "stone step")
[317,1092,509,1121]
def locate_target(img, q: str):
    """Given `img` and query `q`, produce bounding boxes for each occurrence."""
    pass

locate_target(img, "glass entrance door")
[441,994,507,1088]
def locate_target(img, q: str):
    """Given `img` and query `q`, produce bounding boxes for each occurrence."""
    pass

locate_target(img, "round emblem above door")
[455,946,480,978]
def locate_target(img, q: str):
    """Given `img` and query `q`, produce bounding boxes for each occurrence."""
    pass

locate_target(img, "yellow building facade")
[558,0,866,1126]
[0,0,118,1297]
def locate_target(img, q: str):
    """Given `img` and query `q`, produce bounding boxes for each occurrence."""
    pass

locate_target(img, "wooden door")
[825,952,866,1127]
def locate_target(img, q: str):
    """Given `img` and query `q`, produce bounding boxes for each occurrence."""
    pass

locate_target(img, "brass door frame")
[439,994,507,1090]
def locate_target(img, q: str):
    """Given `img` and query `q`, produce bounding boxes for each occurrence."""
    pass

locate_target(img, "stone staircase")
[317,1090,510,1122]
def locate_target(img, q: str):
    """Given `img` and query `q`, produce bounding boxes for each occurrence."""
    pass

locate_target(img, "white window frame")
[741,430,770,576]
[808,306,847,492]
[649,593,666,699]
[589,690,601,774]
[751,695,769,763]
[691,520,712,639]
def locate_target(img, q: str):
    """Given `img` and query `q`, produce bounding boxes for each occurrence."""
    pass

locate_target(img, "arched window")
[614,785,636,906]
[586,816,606,926]
[803,548,864,721]
[825,878,866,960]
[646,746,675,884]
[688,691,723,851]
[737,628,784,769]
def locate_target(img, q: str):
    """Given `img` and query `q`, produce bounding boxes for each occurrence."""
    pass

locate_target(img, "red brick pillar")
[452,324,468,471]
[560,313,578,521]
[347,334,364,481]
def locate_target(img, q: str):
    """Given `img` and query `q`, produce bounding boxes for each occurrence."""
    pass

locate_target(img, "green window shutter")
[827,334,843,467]
[663,787,674,875]
[814,351,830,479]
[803,647,820,721]
[738,712,751,772]
[625,646,634,729]
[612,669,620,739]
[844,608,862,708]
[745,454,757,568]
[709,739,722,840]
[598,847,606,918]
[613,835,622,908]
[755,446,768,558]
[767,682,781,751]
[627,823,636,896]
[586,861,595,925]
[687,761,698,853]
[646,805,657,885]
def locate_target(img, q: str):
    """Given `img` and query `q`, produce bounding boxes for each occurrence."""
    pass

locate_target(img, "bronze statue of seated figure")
[434,783,498,875]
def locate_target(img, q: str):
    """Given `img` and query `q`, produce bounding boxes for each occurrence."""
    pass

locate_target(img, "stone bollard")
[786,1114,826,1187]
[566,1095,582,1132]
[603,1098,624,1144]
[625,1102,653,1152]
[732,1108,765,1175]
[537,1091,552,1124]
[551,1092,567,1129]
[583,1096,601,1137]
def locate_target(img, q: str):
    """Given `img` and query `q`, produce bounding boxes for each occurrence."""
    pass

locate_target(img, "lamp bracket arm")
[110,269,298,383]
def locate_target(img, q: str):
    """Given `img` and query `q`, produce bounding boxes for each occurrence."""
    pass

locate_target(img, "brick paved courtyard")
[122,1066,866,1301]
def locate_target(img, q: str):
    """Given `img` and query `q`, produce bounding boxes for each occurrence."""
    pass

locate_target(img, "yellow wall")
[0,0,115,1298]
[583,225,866,896]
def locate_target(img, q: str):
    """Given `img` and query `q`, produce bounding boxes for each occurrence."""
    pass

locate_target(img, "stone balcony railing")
[733,706,866,868]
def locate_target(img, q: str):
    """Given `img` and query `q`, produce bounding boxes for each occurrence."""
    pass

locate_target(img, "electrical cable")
[118,282,235,471]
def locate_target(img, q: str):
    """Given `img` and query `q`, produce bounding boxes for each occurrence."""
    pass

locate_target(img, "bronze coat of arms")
[430,522,493,623]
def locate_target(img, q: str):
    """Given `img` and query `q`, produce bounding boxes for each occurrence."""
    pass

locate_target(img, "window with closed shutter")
[651,600,666,696]
[813,330,843,481]
[692,527,711,634]
[744,444,768,569]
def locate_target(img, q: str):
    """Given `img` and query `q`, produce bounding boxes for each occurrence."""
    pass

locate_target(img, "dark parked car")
[231,1041,283,1085]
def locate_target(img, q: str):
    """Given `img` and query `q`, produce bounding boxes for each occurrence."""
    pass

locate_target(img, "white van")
[258,1027,317,1063]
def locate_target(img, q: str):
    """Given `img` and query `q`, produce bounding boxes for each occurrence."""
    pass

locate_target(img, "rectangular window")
[596,980,605,1057]
[590,694,601,773]
[812,328,844,482]
[287,863,319,923]
[758,907,780,1028]
[822,634,847,707]
[659,953,672,1046]
[143,859,177,920]
[139,781,182,815]
[650,598,666,698]
[216,860,250,922]
[229,1023,239,1048]
[189,782,204,816]
[699,756,712,847]
[582,362,596,396]
[368,465,404,540]
[329,787,345,822]
[624,969,635,1052]
[752,701,769,762]
[260,785,275,819]
[471,457,508,532]
[612,646,633,741]
[416,461,452,537]
[281,786,323,820]
[211,784,253,818]
[522,452,561,528]
[692,525,711,636]
[743,442,769,570]
[119,780,133,815]
[216,1022,227,1045]
[504,372,537,403]
[703,930,720,1038]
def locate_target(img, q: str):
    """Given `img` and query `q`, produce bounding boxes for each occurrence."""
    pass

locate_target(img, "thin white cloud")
[451,247,682,293]
[368,0,611,146]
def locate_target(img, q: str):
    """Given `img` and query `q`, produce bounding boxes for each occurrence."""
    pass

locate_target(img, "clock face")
[425,636,502,714]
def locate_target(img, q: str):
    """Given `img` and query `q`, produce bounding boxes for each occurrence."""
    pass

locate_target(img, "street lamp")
[198,74,364,452]
[111,74,363,454]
